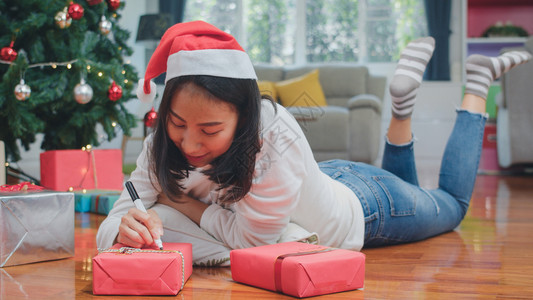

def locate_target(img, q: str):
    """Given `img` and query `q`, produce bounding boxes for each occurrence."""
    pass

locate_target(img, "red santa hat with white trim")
[136,20,257,103]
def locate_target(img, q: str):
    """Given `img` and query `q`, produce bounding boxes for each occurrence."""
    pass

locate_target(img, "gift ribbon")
[274,247,338,294]
[93,194,101,213]
[98,247,186,290]
[76,149,98,190]
[0,181,44,192]
[90,150,98,188]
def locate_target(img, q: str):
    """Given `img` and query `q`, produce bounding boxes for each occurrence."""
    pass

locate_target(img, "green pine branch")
[0,0,139,162]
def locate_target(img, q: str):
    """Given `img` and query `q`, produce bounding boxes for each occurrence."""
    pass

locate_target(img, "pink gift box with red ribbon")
[92,243,193,295]
[40,149,123,191]
[230,242,365,298]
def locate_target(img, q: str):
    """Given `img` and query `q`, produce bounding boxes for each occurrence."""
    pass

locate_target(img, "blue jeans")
[319,110,487,247]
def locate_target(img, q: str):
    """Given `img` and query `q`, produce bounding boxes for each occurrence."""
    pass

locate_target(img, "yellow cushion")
[257,80,278,102]
[274,69,327,107]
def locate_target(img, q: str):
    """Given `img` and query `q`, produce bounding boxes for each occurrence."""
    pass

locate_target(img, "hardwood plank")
[1,174,533,299]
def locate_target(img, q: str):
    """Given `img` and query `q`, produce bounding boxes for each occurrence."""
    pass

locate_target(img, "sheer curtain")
[183,0,428,66]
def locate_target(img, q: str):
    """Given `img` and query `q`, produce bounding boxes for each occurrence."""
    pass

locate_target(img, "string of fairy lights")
[0,53,138,142]
[0,57,133,104]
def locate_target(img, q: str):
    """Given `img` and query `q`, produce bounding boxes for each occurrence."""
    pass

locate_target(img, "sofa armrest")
[286,106,321,121]
[286,105,346,121]
[347,94,382,114]
[286,106,349,152]
[348,95,382,164]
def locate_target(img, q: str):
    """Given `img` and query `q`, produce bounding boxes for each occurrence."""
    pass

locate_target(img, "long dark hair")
[149,75,263,204]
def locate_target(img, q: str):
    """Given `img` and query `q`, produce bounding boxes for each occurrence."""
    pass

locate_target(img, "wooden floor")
[2,172,533,299]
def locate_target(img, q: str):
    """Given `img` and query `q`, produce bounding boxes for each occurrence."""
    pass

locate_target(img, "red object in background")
[40,149,123,191]
[92,243,193,295]
[467,1,533,38]
[479,123,501,172]
[107,81,122,101]
[87,0,103,5]
[230,242,365,298]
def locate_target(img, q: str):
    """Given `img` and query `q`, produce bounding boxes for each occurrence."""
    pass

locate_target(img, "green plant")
[482,22,529,37]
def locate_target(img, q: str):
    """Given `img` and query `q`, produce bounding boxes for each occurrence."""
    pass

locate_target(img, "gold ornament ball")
[14,79,31,101]
[55,9,72,29]
[99,16,112,35]
[74,80,94,104]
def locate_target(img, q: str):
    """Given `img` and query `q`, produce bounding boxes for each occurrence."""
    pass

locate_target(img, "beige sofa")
[254,63,386,163]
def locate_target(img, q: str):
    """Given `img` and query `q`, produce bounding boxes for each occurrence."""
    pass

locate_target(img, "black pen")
[125,181,164,250]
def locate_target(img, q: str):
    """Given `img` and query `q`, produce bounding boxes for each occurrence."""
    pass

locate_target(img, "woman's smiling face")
[166,82,239,168]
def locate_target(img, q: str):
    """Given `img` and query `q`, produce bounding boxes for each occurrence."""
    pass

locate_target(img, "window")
[184,0,427,65]
[184,0,242,36]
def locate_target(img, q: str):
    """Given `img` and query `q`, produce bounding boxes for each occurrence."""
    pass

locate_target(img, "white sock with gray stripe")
[390,37,435,120]
[465,51,532,99]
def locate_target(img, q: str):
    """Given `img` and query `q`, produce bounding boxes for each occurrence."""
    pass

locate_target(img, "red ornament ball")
[107,81,123,101]
[143,107,158,128]
[107,0,120,10]
[68,2,84,20]
[1,43,17,62]
[87,0,103,5]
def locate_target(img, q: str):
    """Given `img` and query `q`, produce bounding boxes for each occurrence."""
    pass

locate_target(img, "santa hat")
[137,20,257,103]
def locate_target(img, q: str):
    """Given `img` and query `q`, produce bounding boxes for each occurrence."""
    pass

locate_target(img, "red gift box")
[92,243,193,295]
[40,149,123,191]
[230,242,365,298]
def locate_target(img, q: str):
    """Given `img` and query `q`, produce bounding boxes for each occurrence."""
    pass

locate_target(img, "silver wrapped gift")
[1,191,74,267]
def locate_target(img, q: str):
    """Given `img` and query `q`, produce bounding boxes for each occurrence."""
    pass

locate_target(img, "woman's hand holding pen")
[116,208,164,249]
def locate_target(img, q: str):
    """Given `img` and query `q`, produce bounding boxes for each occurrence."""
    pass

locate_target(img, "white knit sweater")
[96,101,364,258]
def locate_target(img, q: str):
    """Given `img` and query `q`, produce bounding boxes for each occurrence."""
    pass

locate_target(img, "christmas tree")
[0,0,138,162]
